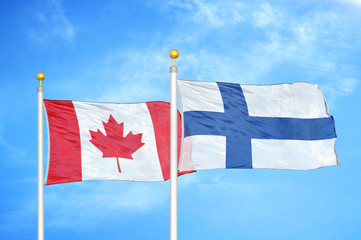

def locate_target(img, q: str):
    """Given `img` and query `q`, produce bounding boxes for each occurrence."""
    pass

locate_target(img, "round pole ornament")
[37,72,45,81]
[36,72,45,86]
[169,49,179,66]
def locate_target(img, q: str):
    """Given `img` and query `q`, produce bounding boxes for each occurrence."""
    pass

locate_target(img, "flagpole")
[169,49,179,240]
[37,72,45,240]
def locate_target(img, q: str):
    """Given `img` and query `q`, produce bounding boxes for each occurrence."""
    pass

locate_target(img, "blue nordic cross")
[183,82,337,168]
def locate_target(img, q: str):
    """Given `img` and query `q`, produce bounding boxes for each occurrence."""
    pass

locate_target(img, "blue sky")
[1,0,361,239]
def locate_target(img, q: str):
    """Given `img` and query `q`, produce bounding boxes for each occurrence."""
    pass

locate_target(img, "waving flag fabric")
[178,80,339,171]
[44,100,190,185]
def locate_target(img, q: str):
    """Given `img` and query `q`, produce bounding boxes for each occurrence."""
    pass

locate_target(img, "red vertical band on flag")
[146,102,194,180]
[44,100,82,185]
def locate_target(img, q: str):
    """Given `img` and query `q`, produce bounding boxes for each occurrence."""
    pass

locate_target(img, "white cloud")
[321,78,359,106]
[95,47,171,103]
[253,2,283,28]
[45,181,168,228]
[179,171,299,225]
[27,0,75,45]
[164,0,246,28]
[337,78,358,93]
[164,1,361,100]
[246,3,361,97]
[0,200,36,235]
[43,46,173,103]
[43,1,360,107]
[192,0,245,27]
[333,0,361,7]
[0,126,26,158]
[83,1,359,105]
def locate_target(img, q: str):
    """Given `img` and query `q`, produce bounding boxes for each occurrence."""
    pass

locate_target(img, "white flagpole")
[169,49,179,240]
[37,72,45,240]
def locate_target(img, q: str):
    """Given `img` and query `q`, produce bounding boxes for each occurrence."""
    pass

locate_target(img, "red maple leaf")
[89,114,145,173]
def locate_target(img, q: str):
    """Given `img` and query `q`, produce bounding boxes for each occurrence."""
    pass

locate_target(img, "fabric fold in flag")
[44,100,193,185]
[178,79,339,171]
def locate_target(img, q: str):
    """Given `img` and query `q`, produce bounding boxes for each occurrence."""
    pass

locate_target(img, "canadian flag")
[44,100,190,185]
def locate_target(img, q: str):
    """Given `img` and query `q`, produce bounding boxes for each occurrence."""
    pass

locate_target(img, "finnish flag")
[178,79,339,171]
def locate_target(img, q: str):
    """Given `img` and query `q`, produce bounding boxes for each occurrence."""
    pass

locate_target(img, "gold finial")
[169,49,179,66]
[36,72,45,87]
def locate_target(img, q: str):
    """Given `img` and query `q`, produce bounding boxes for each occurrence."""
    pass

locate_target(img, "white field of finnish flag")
[178,79,339,171]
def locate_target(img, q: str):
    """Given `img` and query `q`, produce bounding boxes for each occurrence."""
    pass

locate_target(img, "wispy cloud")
[253,2,283,28]
[164,0,246,28]
[0,199,36,236]
[178,171,298,226]
[0,126,26,158]
[45,181,168,228]
[27,0,75,45]
[41,46,171,103]
[245,2,361,97]
[40,1,360,107]
[336,78,358,93]
[332,0,361,7]
[0,180,167,233]
[320,77,359,106]
[91,47,171,103]
[158,1,361,102]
